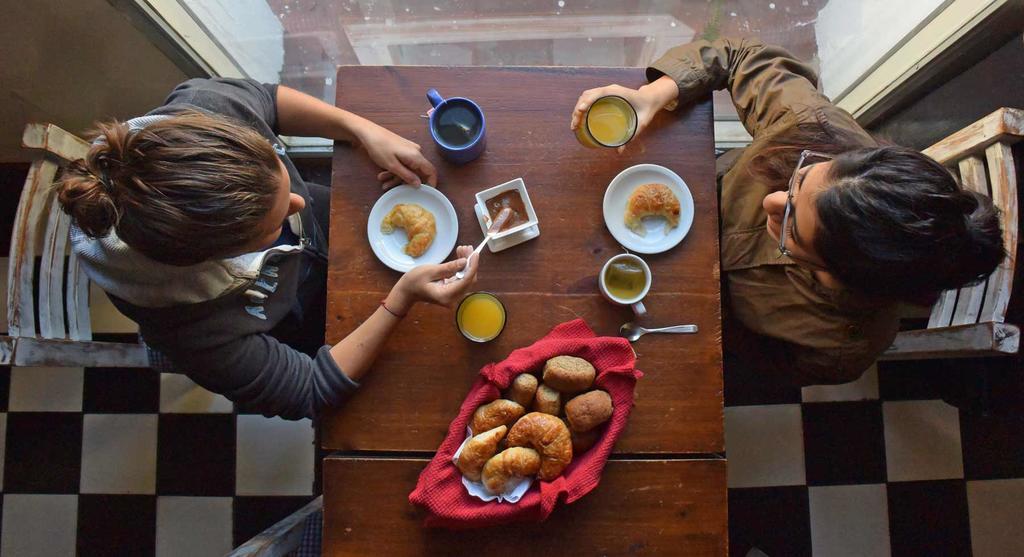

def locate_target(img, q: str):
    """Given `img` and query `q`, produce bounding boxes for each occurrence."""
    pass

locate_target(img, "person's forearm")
[639,75,679,112]
[275,85,374,142]
[328,287,414,381]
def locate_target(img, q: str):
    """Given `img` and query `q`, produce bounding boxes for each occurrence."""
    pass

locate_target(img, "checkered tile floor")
[724,352,1024,557]
[0,343,317,556]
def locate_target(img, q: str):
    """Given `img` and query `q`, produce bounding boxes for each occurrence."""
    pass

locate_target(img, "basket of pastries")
[409,319,643,528]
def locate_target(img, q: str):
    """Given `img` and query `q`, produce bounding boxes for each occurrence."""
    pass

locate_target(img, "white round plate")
[602,164,694,254]
[367,185,458,273]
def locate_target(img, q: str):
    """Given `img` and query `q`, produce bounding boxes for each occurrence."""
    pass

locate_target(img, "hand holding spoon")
[619,322,698,342]
[454,207,512,281]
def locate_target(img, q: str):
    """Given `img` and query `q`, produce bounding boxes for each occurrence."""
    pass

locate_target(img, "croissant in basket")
[471,399,525,434]
[506,412,573,480]
[481,447,541,494]
[456,425,507,482]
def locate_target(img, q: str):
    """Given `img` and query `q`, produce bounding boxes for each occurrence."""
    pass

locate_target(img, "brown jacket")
[647,37,900,384]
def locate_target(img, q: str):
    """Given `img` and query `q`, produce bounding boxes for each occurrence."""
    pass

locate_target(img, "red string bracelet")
[380,299,407,319]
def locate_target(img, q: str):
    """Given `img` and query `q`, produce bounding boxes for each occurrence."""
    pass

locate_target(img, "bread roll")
[532,384,561,416]
[481,447,541,494]
[506,373,538,408]
[471,399,525,434]
[542,355,596,394]
[565,390,613,432]
[456,425,507,482]
[506,412,573,480]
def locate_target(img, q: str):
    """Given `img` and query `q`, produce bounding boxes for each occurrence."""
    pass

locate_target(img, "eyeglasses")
[778,150,832,267]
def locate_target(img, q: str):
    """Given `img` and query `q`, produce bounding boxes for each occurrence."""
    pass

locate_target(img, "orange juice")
[456,292,506,342]
[576,96,637,148]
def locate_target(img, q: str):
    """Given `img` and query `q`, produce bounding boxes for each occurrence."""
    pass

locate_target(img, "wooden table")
[324,66,725,555]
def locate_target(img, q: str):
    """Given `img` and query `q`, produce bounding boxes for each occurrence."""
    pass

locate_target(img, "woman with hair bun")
[58,79,479,419]
[571,38,1004,385]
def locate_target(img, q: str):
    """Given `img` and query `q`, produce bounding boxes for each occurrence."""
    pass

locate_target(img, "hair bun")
[957,190,1004,280]
[57,159,120,238]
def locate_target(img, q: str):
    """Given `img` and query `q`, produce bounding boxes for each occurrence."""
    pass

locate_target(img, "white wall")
[0,0,189,162]
[816,0,946,100]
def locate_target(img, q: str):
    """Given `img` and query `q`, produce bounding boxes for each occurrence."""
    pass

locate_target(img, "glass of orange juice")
[575,95,638,148]
[456,292,507,342]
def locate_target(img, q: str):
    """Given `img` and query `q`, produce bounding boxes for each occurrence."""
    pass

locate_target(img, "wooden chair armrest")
[879,322,1019,361]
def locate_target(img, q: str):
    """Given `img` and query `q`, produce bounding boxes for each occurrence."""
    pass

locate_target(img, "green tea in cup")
[604,259,647,299]
[598,254,652,316]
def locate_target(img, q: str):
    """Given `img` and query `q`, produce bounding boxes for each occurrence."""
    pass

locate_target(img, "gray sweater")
[71,78,358,420]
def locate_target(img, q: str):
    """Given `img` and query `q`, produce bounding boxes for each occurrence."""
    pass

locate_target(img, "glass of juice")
[456,292,507,342]
[575,95,638,149]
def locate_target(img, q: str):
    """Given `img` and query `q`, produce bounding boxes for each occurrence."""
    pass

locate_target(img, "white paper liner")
[452,427,533,503]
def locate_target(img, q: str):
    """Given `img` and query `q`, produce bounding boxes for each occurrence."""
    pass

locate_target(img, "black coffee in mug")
[435,103,482,147]
[426,89,486,164]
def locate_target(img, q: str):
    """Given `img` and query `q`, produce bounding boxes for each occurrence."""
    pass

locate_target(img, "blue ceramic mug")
[426,89,486,164]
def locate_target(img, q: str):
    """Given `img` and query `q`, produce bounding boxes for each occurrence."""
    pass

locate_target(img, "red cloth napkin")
[408,318,643,528]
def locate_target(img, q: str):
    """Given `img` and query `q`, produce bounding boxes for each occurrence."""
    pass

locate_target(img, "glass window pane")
[172,0,947,138]
[187,0,838,122]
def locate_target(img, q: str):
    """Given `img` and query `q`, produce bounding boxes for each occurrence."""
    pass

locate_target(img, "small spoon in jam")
[454,208,512,281]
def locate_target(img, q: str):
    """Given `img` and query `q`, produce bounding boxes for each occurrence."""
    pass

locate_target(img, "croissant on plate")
[380,203,436,257]
[624,183,680,236]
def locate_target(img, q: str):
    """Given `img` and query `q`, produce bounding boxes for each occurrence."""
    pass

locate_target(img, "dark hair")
[815,146,1004,303]
[748,123,1004,304]
[56,110,281,266]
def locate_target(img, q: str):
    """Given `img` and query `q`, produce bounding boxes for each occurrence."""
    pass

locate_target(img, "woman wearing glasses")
[571,38,1004,385]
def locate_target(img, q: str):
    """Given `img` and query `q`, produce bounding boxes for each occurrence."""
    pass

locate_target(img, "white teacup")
[598,253,652,316]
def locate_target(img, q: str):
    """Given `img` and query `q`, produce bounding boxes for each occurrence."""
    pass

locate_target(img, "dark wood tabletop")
[324,66,724,555]
[325,65,722,453]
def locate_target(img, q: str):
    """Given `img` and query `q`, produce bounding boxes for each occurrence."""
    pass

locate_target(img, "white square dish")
[474,178,539,241]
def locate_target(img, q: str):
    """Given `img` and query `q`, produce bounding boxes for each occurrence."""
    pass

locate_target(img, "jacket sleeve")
[646,37,832,138]
[165,333,359,420]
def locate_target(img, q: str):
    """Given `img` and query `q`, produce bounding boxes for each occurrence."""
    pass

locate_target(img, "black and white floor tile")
[0,357,316,556]
[725,353,1024,557]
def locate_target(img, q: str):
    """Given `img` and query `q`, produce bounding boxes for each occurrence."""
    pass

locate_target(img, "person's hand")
[386,245,480,314]
[569,77,678,154]
[355,122,438,189]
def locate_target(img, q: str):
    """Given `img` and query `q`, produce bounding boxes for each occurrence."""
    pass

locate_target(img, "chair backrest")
[7,123,92,341]
[920,108,1022,330]
[3,123,146,367]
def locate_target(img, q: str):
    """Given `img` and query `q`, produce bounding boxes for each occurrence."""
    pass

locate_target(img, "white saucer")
[602,164,694,254]
[367,184,458,273]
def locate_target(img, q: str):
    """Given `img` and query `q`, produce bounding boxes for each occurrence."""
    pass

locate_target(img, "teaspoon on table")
[619,322,699,342]
[453,207,512,281]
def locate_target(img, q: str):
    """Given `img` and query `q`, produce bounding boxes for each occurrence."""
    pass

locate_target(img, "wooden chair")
[1,123,147,367]
[880,108,1021,360]
[228,496,322,557]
